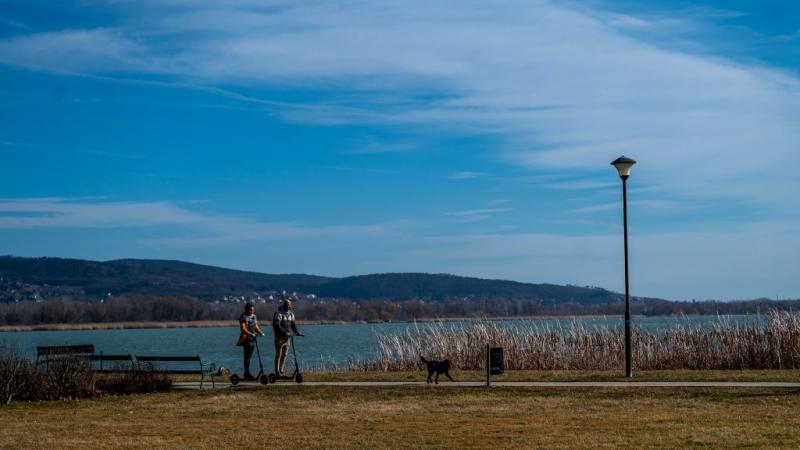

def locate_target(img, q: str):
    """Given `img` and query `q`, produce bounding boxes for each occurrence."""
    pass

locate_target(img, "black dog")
[421,356,454,384]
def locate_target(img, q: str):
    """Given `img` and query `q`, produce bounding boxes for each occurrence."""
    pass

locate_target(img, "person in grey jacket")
[272,299,303,376]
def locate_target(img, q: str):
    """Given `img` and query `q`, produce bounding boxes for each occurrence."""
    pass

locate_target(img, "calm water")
[0,315,759,373]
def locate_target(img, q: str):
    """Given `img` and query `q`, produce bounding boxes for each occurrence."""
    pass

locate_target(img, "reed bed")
[354,311,800,371]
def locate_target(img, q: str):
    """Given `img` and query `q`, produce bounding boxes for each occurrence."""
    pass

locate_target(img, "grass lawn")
[175,369,800,383]
[2,382,800,448]
[306,369,800,382]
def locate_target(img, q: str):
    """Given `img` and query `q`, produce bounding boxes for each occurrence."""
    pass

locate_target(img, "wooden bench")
[37,345,135,373]
[37,344,95,368]
[135,355,216,388]
[91,353,136,373]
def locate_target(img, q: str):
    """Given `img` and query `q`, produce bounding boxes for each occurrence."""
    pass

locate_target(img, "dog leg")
[435,372,440,384]
[446,372,454,382]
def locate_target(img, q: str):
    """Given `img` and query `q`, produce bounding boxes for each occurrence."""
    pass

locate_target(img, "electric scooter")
[267,334,304,384]
[230,336,269,385]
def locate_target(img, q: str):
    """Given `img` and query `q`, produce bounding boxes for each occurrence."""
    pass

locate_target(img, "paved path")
[175,381,800,390]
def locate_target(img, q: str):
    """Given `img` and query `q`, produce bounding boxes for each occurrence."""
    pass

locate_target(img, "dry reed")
[353,311,800,371]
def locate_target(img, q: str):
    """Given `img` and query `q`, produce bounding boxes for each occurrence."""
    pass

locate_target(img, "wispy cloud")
[0,28,151,75]
[0,198,199,228]
[545,180,617,191]
[569,199,690,214]
[0,17,29,29]
[0,2,797,216]
[0,1,798,299]
[0,197,389,246]
[0,140,147,159]
[446,207,512,222]
[0,140,37,148]
[449,171,487,180]
[343,136,421,154]
[400,220,800,299]
[0,198,796,299]
[317,165,422,176]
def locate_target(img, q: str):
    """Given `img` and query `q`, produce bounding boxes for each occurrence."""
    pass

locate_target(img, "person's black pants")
[243,340,255,376]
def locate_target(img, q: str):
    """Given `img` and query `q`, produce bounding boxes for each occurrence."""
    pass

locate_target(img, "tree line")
[0,296,799,326]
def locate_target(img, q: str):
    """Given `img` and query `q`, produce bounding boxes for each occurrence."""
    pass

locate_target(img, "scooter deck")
[267,372,304,383]
[229,372,270,385]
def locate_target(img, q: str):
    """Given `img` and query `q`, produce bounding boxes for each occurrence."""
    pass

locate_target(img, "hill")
[2,256,799,325]
[0,256,620,303]
[315,273,620,304]
[0,256,332,300]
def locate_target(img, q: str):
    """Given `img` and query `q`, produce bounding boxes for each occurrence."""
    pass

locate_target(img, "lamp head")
[611,156,636,179]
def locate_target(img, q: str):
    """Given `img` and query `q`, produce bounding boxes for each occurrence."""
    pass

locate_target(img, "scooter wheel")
[267,373,277,384]
[295,373,303,384]
[230,374,240,385]
[259,374,269,385]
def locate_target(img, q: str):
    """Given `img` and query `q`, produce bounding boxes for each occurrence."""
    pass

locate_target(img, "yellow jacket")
[237,313,264,346]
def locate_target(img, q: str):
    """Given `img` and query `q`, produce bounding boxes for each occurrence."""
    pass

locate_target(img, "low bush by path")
[0,345,172,404]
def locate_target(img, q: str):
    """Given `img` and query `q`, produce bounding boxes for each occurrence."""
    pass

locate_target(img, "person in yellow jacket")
[237,303,265,380]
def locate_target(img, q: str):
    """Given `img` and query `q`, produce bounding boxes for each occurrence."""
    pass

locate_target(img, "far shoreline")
[0,314,736,332]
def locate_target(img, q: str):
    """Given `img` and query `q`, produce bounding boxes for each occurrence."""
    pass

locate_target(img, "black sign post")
[485,345,504,386]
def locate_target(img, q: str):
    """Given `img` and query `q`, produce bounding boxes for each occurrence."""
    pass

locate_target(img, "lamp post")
[611,155,635,379]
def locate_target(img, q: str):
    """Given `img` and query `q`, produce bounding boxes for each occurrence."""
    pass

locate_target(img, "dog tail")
[420,356,428,363]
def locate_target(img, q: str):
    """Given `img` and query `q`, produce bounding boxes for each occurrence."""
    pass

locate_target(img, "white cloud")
[449,171,486,180]
[0,198,797,299]
[0,198,388,245]
[0,0,796,213]
[0,1,798,299]
[446,207,513,223]
[545,180,617,191]
[569,199,691,215]
[0,198,199,228]
[395,223,800,300]
[0,29,150,75]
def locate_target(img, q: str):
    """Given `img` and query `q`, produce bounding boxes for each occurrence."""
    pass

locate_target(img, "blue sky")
[0,0,798,300]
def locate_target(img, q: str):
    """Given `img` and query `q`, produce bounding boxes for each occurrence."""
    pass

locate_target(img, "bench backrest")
[37,344,94,357]
[91,354,134,362]
[136,355,201,363]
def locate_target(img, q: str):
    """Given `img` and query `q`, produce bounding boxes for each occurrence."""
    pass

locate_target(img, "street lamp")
[611,155,635,379]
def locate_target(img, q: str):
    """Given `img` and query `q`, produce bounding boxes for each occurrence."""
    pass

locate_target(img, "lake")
[0,315,760,373]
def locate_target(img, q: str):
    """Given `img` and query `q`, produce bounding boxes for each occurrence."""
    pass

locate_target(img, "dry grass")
[361,311,800,371]
[2,385,800,448]
[171,368,800,384]
[306,369,800,382]
[0,321,236,332]
[0,319,347,332]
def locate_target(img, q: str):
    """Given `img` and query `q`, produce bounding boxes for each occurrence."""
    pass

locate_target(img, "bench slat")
[91,354,134,361]
[142,369,209,374]
[37,345,94,356]
[136,356,201,362]
[134,355,217,387]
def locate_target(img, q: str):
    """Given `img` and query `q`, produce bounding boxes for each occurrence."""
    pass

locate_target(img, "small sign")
[489,347,504,375]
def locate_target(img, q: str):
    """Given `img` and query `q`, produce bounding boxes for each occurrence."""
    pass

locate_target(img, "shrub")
[40,356,95,400]
[1,346,173,405]
[0,345,38,405]
[95,370,172,395]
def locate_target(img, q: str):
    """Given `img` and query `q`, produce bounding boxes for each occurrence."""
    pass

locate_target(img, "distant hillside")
[315,273,621,304]
[0,256,621,304]
[3,257,799,325]
[0,256,332,300]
